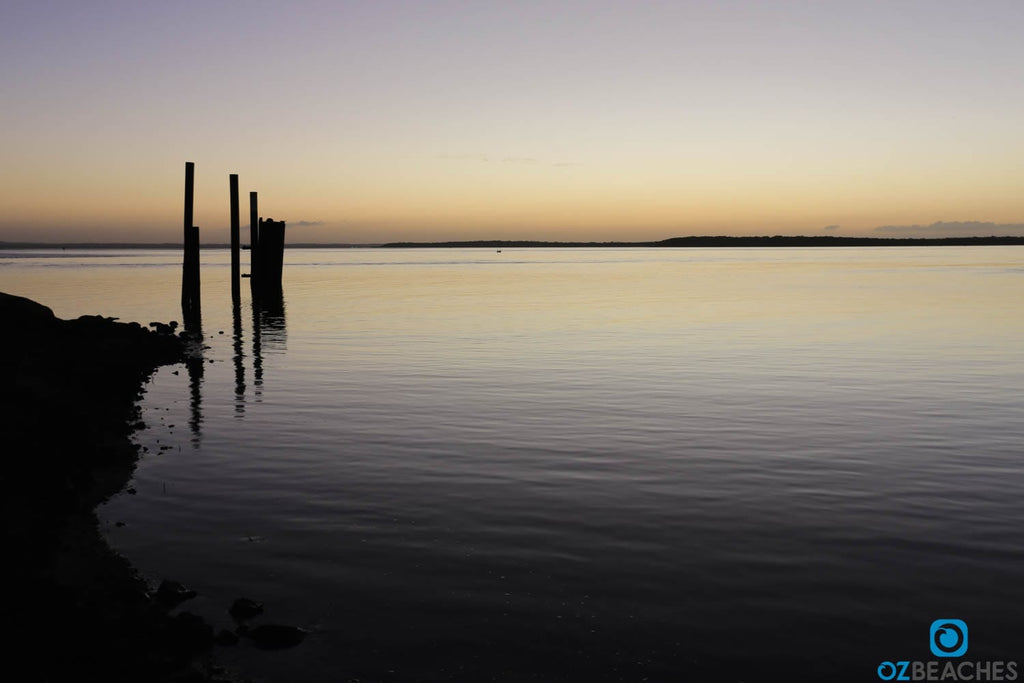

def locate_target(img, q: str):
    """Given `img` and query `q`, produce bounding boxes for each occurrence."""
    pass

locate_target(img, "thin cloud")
[823,224,840,231]
[441,153,492,163]
[874,221,1024,236]
[292,220,324,227]
[440,153,578,168]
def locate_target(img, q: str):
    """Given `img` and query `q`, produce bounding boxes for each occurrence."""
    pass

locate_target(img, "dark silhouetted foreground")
[0,292,235,682]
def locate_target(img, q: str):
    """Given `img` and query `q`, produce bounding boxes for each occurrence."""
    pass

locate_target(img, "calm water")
[3,247,1023,681]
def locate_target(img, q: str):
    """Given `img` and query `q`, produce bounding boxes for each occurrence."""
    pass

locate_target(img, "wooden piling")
[230,174,240,302]
[183,225,201,329]
[249,191,259,289]
[181,162,201,324]
[183,162,194,242]
[256,218,286,293]
[181,162,194,310]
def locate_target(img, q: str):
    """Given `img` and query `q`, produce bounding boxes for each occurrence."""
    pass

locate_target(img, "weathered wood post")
[230,173,241,302]
[249,191,259,291]
[181,161,194,310]
[180,164,204,438]
[183,224,201,330]
[181,161,201,327]
[256,218,286,293]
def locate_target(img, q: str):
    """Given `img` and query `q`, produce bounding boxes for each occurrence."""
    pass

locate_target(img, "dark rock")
[228,597,264,621]
[155,580,198,607]
[0,291,56,329]
[167,612,215,653]
[214,629,240,646]
[240,623,309,650]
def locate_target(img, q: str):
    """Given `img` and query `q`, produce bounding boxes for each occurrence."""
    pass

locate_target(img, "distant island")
[380,235,1024,248]
[3,235,1024,250]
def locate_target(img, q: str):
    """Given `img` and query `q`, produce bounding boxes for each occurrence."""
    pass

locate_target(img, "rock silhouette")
[238,623,309,650]
[228,597,264,621]
[0,292,235,682]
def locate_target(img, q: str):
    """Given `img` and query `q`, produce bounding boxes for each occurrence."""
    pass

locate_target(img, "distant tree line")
[380,235,1024,248]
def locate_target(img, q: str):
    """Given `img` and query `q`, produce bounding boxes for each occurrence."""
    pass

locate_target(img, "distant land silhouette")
[3,235,1024,249]
[379,235,1024,248]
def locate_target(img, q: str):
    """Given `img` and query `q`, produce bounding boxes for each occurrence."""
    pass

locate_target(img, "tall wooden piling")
[181,162,201,325]
[249,192,259,290]
[183,162,194,244]
[230,174,241,302]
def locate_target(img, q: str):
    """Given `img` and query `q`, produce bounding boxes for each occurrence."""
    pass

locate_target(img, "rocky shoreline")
[1,292,233,682]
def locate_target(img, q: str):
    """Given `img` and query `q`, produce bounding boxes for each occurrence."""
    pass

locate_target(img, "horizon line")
[4,235,1024,249]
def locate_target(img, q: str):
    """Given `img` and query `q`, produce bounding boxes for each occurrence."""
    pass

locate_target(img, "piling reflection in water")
[232,300,245,416]
[229,289,286,408]
[180,278,286,435]
[182,305,204,446]
[251,295,263,396]
[231,289,285,410]
[255,289,286,351]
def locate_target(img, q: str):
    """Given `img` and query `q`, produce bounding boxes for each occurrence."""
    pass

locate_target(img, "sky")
[2,0,1024,244]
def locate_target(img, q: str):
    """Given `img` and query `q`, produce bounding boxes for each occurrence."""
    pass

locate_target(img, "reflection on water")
[232,301,245,416]
[251,296,263,395]
[237,290,287,408]
[183,299,204,446]
[4,247,1024,682]
[254,289,286,351]
[188,285,288,428]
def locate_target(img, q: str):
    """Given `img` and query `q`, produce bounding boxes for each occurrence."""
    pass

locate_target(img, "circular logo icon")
[930,619,968,658]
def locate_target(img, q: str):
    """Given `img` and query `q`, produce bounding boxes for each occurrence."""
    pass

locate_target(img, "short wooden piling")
[183,225,201,329]
[256,218,286,293]
[230,174,241,302]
